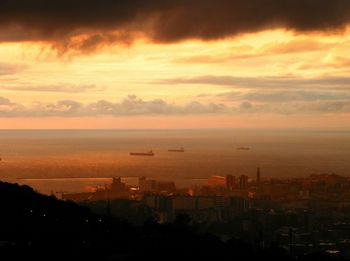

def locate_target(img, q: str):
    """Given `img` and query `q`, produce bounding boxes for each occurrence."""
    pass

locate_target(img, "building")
[226,175,235,191]
[111,177,128,193]
[139,176,158,192]
[239,175,249,190]
[62,176,130,201]
[139,176,176,193]
[157,181,176,192]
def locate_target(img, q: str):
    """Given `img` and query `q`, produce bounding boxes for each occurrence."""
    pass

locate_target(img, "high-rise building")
[257,168,261,187]
[111,177,128,192]
[226,175,235,191]
[239,175,248,190]
[157,181,176,192]
[139,176,147,191]
[139,176,163,192]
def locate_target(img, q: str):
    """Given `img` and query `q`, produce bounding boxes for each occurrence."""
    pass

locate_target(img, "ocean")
[0,129,349,195]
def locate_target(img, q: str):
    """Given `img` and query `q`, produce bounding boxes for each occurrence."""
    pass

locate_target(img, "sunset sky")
[1,0,350,129]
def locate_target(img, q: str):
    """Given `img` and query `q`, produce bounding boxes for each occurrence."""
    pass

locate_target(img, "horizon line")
[0,127,349,132]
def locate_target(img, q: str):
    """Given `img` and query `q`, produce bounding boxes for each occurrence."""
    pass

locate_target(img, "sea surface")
[0,129,349,195]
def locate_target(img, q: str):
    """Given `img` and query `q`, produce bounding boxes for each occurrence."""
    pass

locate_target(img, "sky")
[1,0,350,129]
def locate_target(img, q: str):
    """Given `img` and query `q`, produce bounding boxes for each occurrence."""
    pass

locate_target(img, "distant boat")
[130,150,155,156]
[237,147,250,150]
[168,148,185,152]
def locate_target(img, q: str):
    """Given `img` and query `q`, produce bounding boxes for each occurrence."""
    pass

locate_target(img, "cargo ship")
[130,150,155,156]
[168,148,185,152]
[237,147,250,150]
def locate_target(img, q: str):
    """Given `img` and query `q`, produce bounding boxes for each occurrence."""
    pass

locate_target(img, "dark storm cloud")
[1,0,350,50]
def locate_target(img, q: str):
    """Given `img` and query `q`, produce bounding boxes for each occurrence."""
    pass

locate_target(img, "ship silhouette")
[130,150,155,156]
[168,147,185,152]
[237,147,250,150]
